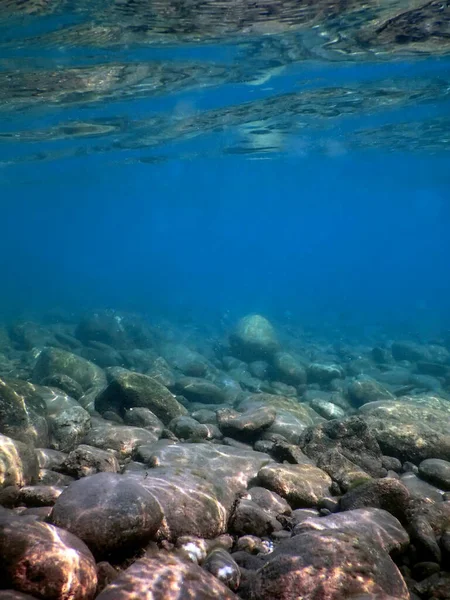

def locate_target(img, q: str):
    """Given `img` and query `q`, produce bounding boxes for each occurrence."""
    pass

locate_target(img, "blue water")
[1,5,450,341]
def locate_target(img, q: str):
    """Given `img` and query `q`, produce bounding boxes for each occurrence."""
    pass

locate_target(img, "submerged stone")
[230,315,279,361]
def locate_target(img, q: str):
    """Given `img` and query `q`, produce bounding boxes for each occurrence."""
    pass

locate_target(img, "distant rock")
[33,347,106,391]
[173,376,226,404]
[95,369,187,424]
[162,343,209,376]
[230,315,279,361]
[216,406,276,440]
[391,341,431,363]
[272,352,307,385]
[347,374,395,407]
[75,310,154,349]
[306,362,344,385]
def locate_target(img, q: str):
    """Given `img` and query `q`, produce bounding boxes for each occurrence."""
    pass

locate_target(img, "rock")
[294,508,410,554]
[0,592,40,599]
[230,497,281,537]
[237,393,322,444]
[16,485,63,507]
[123,407,164,436]
[340,478,411,522]
[0,435,38,488]
[33,347,106,391]
[146,357,176,388]
[83,420,159,458]
[249,486,292,515]
[0,513,97,600]
[0,377,49,447]
[400,472,445,503]
[173,376,226,405]
[203,547,241,591]
[134,442,271,541]
[40,374,84,400]
[95,369,186,424]
[360,395,450,463]
[300,416,386,478]
[76,311,154,349]
[417,361,449,377]
[59,444,120,478]
[50,472,163,559]
[306,362,344,385]
[229,315,279,361]
[348,375,395,407]
[270,440,313,465]
[309,397,346,420]
[391,341,431,363]
[272,352,306,385]
[96,553,239,599]
[47,404,91,453]
[8,321,58,351]
[413,571,450,600]
[216,406,276,440]
[315,447,373,492]
[252,526,409,600]
[407,501,450,563]
[162,343,209,376]
[256,463,332,508]
[168,416,211,440]
[418,459,450,491]
[249,361,270,379]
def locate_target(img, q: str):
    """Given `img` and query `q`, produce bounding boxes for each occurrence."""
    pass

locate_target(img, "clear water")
[1,0,449,340]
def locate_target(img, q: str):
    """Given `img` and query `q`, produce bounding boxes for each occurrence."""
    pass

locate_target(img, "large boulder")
[360,395,450,463]
[50,472,163,559]
[252,509,409,600]
[96,553,238,599]
[230,315,279,361]
[0,514,97,600]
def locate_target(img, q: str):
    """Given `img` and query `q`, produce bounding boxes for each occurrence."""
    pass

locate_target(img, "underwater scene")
[1,1,450,599]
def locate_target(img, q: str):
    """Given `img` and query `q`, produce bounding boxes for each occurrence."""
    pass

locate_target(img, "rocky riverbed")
[1,311,450,599]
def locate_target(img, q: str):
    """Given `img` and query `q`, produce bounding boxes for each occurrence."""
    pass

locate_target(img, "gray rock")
[400,472,445,503]
[300,416,386,478]
[272,352,307,385]
[162,343,209,377]
[59,444,120,478]
[83,420,159,459]
[237,393,322,444]
[50,472,163,559]
[40,374,84,400]
[309,397,346,420]
[230,315,279,361]
[360,395,450,463]
[123,407,164,436]
[347,375,395,407]
[391,341,431,363]
[216,406,276,440]
[95,369,187,424]
[173,376,226,404]
[306,362,344,385]
[418,458,450,491]
[48,404,91,453]
[168,416,211,440]
[256,462,332,508]
[33,347,106,391]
